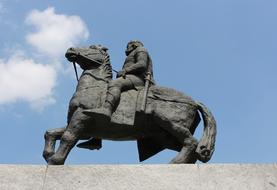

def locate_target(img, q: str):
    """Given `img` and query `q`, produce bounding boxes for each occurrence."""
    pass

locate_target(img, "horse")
[43,44,216,165]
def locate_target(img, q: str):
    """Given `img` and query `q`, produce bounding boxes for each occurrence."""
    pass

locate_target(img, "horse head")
[65,44,112,80]
[65,45,110,70]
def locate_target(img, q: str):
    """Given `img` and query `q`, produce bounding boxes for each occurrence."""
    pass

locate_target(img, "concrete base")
[0,164,276,190]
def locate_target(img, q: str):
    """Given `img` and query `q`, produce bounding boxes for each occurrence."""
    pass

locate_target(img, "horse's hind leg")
[154,112,198,164]
[43,127,65,162]
[167,123,198,164]
[169,137,198,164]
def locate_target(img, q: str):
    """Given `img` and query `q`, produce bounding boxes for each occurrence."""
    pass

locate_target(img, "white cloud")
[0,7,90,111]
[25,7,89,58]
[0,52,56,111]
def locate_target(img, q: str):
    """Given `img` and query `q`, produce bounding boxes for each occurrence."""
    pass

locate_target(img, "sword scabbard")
[141,72,151,112]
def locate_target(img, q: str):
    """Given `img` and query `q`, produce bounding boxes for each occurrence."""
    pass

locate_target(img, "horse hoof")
[197,149,211,163]
[47,155,64,165]
[43,150,54,162]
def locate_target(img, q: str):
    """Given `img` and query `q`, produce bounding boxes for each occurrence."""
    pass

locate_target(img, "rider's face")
[125,43,135,56]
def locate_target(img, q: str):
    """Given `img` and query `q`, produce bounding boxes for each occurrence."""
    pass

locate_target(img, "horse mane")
[96,45,113,81]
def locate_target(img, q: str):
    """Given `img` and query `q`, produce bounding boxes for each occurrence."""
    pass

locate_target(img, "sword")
[140,72,151,112]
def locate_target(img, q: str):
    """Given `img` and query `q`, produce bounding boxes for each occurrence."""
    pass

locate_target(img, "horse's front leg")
[43,127,65,162]
[47,109,90,165]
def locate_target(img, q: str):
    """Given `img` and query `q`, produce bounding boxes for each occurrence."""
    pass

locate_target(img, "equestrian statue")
[43,40,217,165]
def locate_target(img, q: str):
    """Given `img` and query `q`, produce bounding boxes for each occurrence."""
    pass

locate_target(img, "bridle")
[72,49,118,82]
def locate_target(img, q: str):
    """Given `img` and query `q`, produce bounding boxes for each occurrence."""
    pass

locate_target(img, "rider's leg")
[83,75,143,119]
[106,75,144,109]
[100,83,121,117]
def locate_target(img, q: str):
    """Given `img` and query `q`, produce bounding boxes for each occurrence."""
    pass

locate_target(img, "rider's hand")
[116,69,127,78]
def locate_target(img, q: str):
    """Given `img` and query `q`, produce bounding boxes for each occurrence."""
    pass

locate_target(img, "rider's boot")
[77,138,102,150]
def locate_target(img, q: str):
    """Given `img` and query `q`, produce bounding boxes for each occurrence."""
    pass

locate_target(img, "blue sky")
[0,0,276,164]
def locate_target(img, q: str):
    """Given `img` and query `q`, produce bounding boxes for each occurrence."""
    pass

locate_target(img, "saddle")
[111,85,196,126]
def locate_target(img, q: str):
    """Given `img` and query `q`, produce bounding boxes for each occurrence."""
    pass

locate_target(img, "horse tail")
[195,101,217,163]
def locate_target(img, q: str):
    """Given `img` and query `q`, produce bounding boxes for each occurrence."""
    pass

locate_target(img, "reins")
[71,52,118,82]
[73,62,79,81]
[79,53,118,73]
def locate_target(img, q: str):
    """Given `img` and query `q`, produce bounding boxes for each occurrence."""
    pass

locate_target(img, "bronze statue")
[43,41,216,165]
[79,40,154,149]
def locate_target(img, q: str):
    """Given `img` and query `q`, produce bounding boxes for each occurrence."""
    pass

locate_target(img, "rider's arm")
[124,49,148,75]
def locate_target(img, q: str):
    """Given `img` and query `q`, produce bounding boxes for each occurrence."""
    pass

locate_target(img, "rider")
[83,40,154,120]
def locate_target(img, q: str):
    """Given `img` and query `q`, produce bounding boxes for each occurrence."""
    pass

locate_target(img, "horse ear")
[101,46,108,52]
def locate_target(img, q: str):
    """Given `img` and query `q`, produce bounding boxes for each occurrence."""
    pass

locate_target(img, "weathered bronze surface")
[43,41,216,165]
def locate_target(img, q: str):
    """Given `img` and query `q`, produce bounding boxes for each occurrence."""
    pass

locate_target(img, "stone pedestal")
[0,164,276,190]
